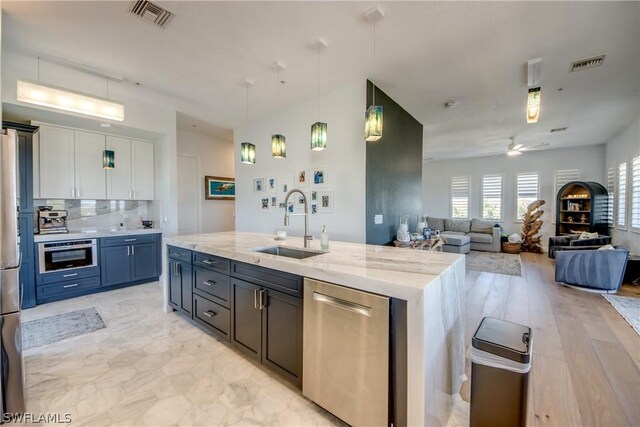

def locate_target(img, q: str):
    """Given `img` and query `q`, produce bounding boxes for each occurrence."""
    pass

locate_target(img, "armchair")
[555,249,629,293]
[548,234,612,259]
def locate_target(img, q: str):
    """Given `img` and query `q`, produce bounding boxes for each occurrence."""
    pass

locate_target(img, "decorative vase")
[397,215,411,242]
[416,215,428,234]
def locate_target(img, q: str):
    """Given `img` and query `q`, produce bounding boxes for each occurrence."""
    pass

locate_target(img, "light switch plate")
[374,214,383,224]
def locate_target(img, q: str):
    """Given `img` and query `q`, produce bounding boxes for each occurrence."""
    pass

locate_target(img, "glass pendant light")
[311,38,327,151]
[102,150,115,169]
[365,12,383,142]
[272,68,286,159]
[240,80,256,164]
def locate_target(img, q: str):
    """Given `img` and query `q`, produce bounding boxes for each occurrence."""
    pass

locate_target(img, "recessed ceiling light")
[550,127,568,133]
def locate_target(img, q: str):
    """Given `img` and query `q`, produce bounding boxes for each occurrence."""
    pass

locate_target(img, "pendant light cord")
[37,56,41,82]
[372,17,376,106]
[246,83,250,121]
[317,39,321,116]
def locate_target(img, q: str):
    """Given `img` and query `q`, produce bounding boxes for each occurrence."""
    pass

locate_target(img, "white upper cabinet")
[106,136,133,200]
[38,125,75,199]
[132,140,155,200]
[35,123,155,201]
[75,131,106,199]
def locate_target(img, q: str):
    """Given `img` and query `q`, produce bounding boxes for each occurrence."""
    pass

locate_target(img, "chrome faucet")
[283,188,312,248]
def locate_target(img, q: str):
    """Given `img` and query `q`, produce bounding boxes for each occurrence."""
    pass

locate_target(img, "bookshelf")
[555,181,608,236]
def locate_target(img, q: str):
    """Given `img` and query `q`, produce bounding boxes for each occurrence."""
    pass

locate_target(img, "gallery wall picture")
[205,176,235,200]
[277,176,293,195]
[260,196,271,212]
[267,177,277,193]
[253,178,265,193]
[312,167,327,187]
[317,190,334,213]
[296,168,309,187]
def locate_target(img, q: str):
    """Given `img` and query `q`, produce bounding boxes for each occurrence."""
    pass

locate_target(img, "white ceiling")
[2,1,639,159]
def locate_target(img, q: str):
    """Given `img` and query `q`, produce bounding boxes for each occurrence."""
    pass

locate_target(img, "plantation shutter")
[618,162,627,228]
[553,169,581,223]
[450,176,470,219]
[607,167,615,226]
[631,157,640,229]
[516,173,539,220]
[482,174,503,220]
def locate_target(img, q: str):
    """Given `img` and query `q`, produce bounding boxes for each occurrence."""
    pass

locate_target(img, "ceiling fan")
[507,137,550,156]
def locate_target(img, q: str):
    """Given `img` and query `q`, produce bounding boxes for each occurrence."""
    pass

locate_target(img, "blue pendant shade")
[240,142,256,164]
[102,150,115,169]
[271,134,286,158]
[310,122,327,151]
[365,105,383,142]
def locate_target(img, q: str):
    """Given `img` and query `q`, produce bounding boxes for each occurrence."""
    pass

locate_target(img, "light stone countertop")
[164,231,464,301]
[34,228,162,243]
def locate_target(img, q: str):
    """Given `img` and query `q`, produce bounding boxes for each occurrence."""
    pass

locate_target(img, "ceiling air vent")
[570,55,606,72]
[550,127,568,133]
[130,0,173,28]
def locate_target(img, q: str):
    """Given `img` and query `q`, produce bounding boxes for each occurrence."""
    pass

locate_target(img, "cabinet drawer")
[193,267,230,308]
[102,234,158,247]
[36,276,101,298]
[231,261,303,298]
[38,265,101,285]
[193,294,230,338]
[168,245,192,262]
[193,252,230,273]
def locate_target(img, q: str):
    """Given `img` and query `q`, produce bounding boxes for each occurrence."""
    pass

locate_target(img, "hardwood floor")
[460,253,640,427]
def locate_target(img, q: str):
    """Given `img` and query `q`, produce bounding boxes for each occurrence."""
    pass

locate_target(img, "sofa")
[555,249,628,292]
[548,234,612,259]
[427,217,501,253]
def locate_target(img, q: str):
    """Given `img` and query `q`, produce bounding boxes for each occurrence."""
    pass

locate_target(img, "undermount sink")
[254,246,324,260]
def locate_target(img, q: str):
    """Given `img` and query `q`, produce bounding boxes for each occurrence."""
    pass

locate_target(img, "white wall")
[2,48,180,237]
[234,81,366,243]
[422,145,606,247]
[605,119,640,255]
[177,129,235,234]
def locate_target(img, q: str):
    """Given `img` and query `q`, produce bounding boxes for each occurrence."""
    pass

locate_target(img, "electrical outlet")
[374,214,383,224]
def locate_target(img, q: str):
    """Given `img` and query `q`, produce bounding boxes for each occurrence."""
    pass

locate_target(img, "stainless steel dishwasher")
[303,278,389,426]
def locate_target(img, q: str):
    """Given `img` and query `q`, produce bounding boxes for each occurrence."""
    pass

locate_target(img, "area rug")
[22,307,107,350]
[465,251,522,276]
[603,295,640,335]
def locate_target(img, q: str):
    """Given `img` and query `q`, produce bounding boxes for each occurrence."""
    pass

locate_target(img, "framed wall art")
[204,176,235,200]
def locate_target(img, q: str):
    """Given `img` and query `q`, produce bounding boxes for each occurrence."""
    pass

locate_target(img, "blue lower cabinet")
[37,276,101,299]
[168,258,192,316]
[101,235,161,287]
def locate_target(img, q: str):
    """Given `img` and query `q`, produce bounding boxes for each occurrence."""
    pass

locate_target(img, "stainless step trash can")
[470,317,532,427]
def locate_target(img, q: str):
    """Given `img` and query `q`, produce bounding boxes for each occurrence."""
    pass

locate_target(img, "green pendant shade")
[271,134,286,158]
[240,142,256,164]
[102,150,115,169]
[365,105,383,142]
[310,122,327,151]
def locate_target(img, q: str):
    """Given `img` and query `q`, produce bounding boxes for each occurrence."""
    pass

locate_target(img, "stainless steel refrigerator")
[0,128,25,416]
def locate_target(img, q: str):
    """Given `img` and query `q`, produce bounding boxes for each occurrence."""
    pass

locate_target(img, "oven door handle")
[43,245,94,252]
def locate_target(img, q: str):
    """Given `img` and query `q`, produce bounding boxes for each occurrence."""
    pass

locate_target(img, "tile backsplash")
[34,199,154,230]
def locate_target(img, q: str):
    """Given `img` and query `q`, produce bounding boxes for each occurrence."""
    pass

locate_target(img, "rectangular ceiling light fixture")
[526,58,542,124]
[17,79,125,121]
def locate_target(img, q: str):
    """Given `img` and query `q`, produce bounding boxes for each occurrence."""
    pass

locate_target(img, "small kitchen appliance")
[37,207,68,234]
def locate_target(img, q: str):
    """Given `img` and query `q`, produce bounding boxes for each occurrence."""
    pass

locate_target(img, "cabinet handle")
[63,283,79,288]
[127,246,130,256]
[177,264,181,274]
[125,238,137,242]
[259,289,267,310]
[253,289,258,309]
[203,310,217,318]
[202,280,216,287]
[202,259,217,265]
[77,188,81,198]
[131,245,135,256]
[71,188,75,198]
[63,273,78,278]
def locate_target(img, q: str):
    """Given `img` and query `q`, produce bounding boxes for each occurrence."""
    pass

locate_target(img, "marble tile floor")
[16,283,346,427]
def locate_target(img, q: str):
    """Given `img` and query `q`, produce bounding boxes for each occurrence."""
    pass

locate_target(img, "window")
[607,167,615,226]
[516,173,539,220]
[482,174,503,220]
[450,176,470,219]
[618,162,627,228]
[632,156,640,229]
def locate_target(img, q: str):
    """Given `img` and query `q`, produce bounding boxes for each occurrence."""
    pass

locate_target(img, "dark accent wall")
[365,81,423,245]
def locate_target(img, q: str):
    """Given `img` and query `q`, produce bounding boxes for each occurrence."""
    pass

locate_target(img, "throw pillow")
[445,219,471,233]
[597,244,615,250]
[427,217,445,232]
[470,218,495,234]
[579,231,599,240]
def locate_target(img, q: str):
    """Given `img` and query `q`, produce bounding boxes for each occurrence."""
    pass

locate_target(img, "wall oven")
[38,239,98,274]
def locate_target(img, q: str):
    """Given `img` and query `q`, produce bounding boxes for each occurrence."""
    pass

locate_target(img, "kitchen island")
[163,231,465,427]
